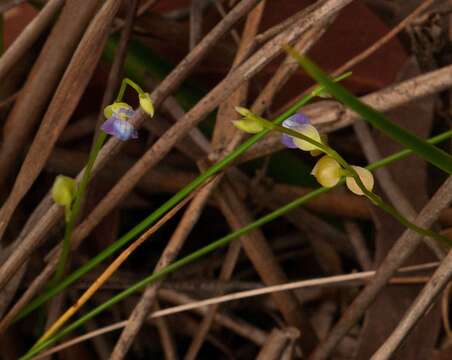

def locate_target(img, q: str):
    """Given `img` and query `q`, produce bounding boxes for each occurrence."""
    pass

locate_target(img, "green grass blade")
[285,48,452,174]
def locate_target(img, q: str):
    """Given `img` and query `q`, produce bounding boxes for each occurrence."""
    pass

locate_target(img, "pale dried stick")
[344,221,372,270]
[95,0,139,130]
[0,0,122,242]
[32,262,440,359]
[189,0,204,49]
[256,328,299,360]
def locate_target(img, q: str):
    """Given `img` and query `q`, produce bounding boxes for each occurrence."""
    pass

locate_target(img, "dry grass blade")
[256,328,299,360]
[0,0,64,82]
[0,0,103,303]
[95,0,139,131]
[0,0,101,185]
[0,0,122,242]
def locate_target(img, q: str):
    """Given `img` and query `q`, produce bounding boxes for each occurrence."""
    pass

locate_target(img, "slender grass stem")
[52,132,107,283]
[115,78,145,101]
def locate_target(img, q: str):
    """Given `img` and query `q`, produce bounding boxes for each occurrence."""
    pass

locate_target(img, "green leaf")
[285,47,452,174]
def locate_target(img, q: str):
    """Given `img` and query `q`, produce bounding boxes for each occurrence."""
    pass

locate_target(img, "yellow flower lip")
[292,124,322,152]
[103,102,132,119]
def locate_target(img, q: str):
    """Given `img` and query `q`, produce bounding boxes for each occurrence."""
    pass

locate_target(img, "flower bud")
[139,92,154,117]
[345,166,374,195]
[52,176,76,221]
[233,118,265,133]
[311,156,342,187]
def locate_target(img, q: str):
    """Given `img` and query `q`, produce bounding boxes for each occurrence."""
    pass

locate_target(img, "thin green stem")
[116,78,145,101]
[53,132,108,282]
[19,129,452,360]
[257,117,452,246]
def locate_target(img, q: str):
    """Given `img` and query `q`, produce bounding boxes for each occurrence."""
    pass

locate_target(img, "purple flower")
[281,113,310,148]
[101,108,138,141]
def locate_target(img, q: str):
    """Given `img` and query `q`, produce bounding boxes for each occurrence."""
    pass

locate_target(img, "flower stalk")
[237,110,451,246]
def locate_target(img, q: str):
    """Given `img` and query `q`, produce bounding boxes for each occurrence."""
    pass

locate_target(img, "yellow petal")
[233,118,264,134]
[345,166,374,195]
[293,124,322,151]
[103,102,132,118]
[51,175,76,207]
[311,156,342,187]
[139,93,154,117]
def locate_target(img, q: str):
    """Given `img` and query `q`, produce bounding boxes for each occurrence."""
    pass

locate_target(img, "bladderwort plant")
[234,107,451,246]
[20,73,352,360]
[50,78,154,284]
[21,54,452,358]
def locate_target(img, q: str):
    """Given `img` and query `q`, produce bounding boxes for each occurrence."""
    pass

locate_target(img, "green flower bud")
[139,93,154,117]
[311,156,342,188]
[233,118,265,133]
[51,175,76,221]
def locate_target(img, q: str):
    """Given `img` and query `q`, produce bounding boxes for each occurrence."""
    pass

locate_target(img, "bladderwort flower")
[281,113,323,153]
[51,175,76,221]
[101,102,138,141]
[311,155,374,195]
